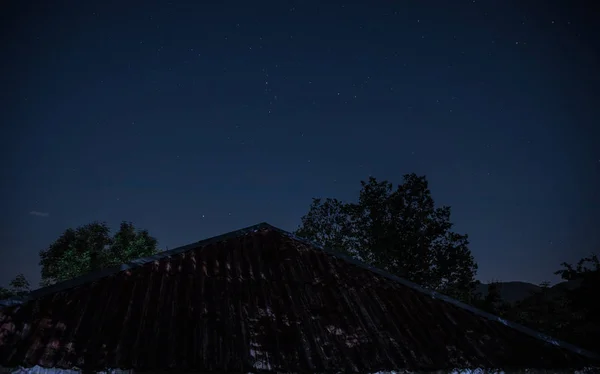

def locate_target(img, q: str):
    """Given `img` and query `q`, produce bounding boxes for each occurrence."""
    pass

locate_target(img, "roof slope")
[0,223,598,372]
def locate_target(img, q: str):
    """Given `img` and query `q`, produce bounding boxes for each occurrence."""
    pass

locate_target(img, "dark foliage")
[0,274,30,299]
[295,174,478,302]
[39,221,159,287]
[551,254,600,353]
[480,254,600,355]
[472,280,512,317]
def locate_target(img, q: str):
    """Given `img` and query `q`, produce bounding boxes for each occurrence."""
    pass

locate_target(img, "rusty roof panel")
[0,227,598,372]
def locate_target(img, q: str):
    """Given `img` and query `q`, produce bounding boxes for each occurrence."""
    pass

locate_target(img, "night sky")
[2,1,598,289]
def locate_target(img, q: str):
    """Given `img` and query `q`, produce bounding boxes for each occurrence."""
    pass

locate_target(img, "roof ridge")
[2,222,599,363]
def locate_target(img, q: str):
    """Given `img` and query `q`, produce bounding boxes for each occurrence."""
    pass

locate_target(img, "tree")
[501,254,599,353]
[555,253,599,282]
[507,280,572,338]
[0,274,31,299]
[39,221,159,286]
[554,254,599,325]
[553,253,600,352]
[295,174,478,301]
[473,280,511,316]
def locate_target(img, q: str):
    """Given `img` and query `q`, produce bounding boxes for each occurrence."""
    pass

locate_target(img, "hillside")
[475,280,581,304]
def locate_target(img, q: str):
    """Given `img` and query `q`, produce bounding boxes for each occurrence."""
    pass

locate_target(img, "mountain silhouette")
[475,280,582,304]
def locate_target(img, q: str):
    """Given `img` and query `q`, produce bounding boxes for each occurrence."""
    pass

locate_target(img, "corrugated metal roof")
[1,223,598,372]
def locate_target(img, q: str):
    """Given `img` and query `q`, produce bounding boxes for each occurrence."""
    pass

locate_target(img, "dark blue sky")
[2,1,598,289]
